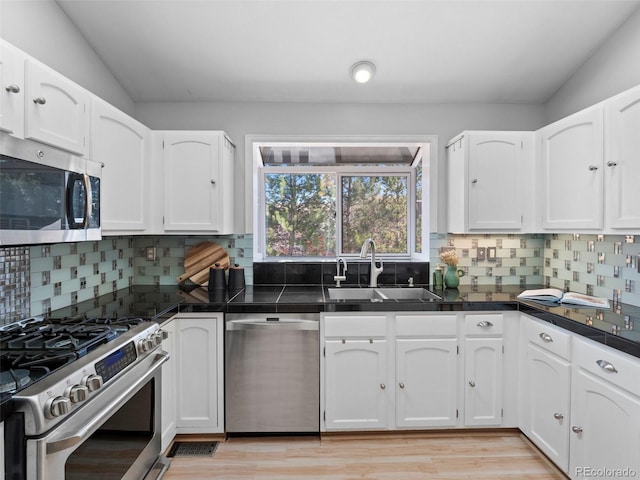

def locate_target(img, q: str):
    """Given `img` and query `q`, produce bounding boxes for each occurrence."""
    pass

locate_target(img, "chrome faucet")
[360,238,384,287]
[334,257,347,287]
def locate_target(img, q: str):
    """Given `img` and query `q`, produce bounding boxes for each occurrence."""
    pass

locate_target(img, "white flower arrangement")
[439,249,459,266]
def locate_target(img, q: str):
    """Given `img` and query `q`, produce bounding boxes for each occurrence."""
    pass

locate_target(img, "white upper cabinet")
[605,84,640,230]
[92,98,151,233]
[447,131,533,233]
[162,131,235,233]
[0,41,25,137]
[538,104,604,231]
[25,59,89,155]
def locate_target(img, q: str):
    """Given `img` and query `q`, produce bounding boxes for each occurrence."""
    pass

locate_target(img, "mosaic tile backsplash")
[3,232,640,325]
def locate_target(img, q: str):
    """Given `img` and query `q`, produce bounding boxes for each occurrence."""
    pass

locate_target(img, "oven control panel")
[96,341,137,383]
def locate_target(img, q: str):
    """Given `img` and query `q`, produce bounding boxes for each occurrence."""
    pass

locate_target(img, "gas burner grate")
[168,441,218,457]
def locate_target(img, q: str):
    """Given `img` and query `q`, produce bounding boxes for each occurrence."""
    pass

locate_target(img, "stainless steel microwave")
[0,134,101,246]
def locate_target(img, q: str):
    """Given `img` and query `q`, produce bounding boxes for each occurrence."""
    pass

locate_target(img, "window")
[253,140,431,261]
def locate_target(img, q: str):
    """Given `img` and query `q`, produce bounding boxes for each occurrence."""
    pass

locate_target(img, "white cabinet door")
[605,85,640,230]
[468,133,530,230]
[92,98,150,233]
[324,339,388,431]
[25,59,88,155]
[162,131,234,233]
[525,343,571,472]
[464,337,503,426]
[174,315,223,433]
[447,131,533,233]
[539,105,604,230]
[160,319,176,452]
[0,41,25,137]
[569,369,640,480]
[395,338,458,428]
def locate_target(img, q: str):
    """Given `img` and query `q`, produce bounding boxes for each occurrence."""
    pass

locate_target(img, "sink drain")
[168,441,218,457]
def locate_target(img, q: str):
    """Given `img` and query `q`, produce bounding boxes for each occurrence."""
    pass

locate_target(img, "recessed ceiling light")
[350,61,376,83]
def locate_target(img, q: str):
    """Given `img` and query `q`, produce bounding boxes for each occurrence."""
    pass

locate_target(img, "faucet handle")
[333,275,347,287]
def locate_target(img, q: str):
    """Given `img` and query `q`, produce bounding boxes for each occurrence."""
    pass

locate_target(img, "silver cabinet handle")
[539,332,553,343]
[572,426,583,434]
[477,321,493,327]
[596,359,618,373]
[607,161,617,167]
[5,84,20,93]
[588,165,598,171]
[553,413,564,420]
[380,383,386,390]
[468,380,475,387]
[33,97,46,105]
[471,178,478,184]
[399,382,405,389]
[210,179,216,185]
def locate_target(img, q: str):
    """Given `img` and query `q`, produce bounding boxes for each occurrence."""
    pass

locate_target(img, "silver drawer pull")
[468,380,476,387]
[588,165,598,171]
[477,321,493,327]
[5,84,20,93]
[399,382,405,389]
[553,413,564,420]
[33,97,46,105]
[596,359,618,373]
[539,332,553,343]
[380,383,386,390]
[572,426,583,434]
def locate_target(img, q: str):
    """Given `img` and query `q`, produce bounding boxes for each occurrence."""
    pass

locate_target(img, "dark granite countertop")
[52,284,640,359]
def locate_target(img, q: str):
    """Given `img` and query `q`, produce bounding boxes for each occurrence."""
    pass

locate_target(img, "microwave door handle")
[65,173,86,229]
[83,173,91,228]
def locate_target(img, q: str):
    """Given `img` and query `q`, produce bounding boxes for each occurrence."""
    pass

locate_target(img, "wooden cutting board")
[177,241,229,286]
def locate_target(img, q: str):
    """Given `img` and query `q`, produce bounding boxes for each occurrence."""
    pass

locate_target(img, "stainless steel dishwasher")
[225,313,319,433]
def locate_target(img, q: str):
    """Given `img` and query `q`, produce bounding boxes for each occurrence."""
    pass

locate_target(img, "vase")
[444,265,464,288]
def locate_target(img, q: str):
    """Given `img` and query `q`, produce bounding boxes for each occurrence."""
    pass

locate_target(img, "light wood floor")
[163,431,568,480]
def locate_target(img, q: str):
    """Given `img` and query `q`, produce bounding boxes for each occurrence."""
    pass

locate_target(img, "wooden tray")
[177,241,229,286]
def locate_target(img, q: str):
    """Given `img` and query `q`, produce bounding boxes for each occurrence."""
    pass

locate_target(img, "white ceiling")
[55,0,640,105]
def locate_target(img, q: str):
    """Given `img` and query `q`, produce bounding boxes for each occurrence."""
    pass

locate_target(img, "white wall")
[136,101,546,233]
[545,5,640,122]
[0,0,134,115]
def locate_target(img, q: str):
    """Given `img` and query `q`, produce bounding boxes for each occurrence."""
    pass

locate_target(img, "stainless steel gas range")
[1,316,170,480]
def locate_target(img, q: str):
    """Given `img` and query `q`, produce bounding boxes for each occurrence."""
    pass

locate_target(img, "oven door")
[26,350,169,480]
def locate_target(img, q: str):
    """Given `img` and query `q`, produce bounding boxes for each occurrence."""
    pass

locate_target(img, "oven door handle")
[46,350,169,455]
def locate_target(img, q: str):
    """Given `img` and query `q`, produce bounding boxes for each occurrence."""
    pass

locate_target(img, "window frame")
[249,136,434,263]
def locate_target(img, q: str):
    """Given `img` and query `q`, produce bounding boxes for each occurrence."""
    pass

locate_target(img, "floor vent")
[168,441,219,457]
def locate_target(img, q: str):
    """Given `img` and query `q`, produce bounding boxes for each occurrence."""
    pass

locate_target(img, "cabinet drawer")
[464,314,503,336]
[323,315,387,338]
[524,316,571,361]
[574,337,640,397]
[395,314,457,337]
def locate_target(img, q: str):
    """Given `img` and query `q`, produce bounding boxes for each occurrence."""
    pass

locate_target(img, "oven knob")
[138,337,155,353]
[46,396,72,418]
[65,384,90,403]
[82,374,104,392]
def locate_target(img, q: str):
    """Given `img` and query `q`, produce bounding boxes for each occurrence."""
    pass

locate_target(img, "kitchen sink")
[327,288,384,301]
[327,287,441,302]
[375,287,442,301]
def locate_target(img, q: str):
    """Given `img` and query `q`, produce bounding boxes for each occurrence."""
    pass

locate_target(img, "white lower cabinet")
[464,337,503,426]
[322,314,389,430]
[568,338,640,480]
[395,314,458,428]
[520,316,572,472]
[324,338,389,430]
[172,313,224,434]
[321,312,516,432]
[160,318,176,453]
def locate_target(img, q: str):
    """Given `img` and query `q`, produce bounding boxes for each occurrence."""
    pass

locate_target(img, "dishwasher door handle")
[226,318,319,331]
